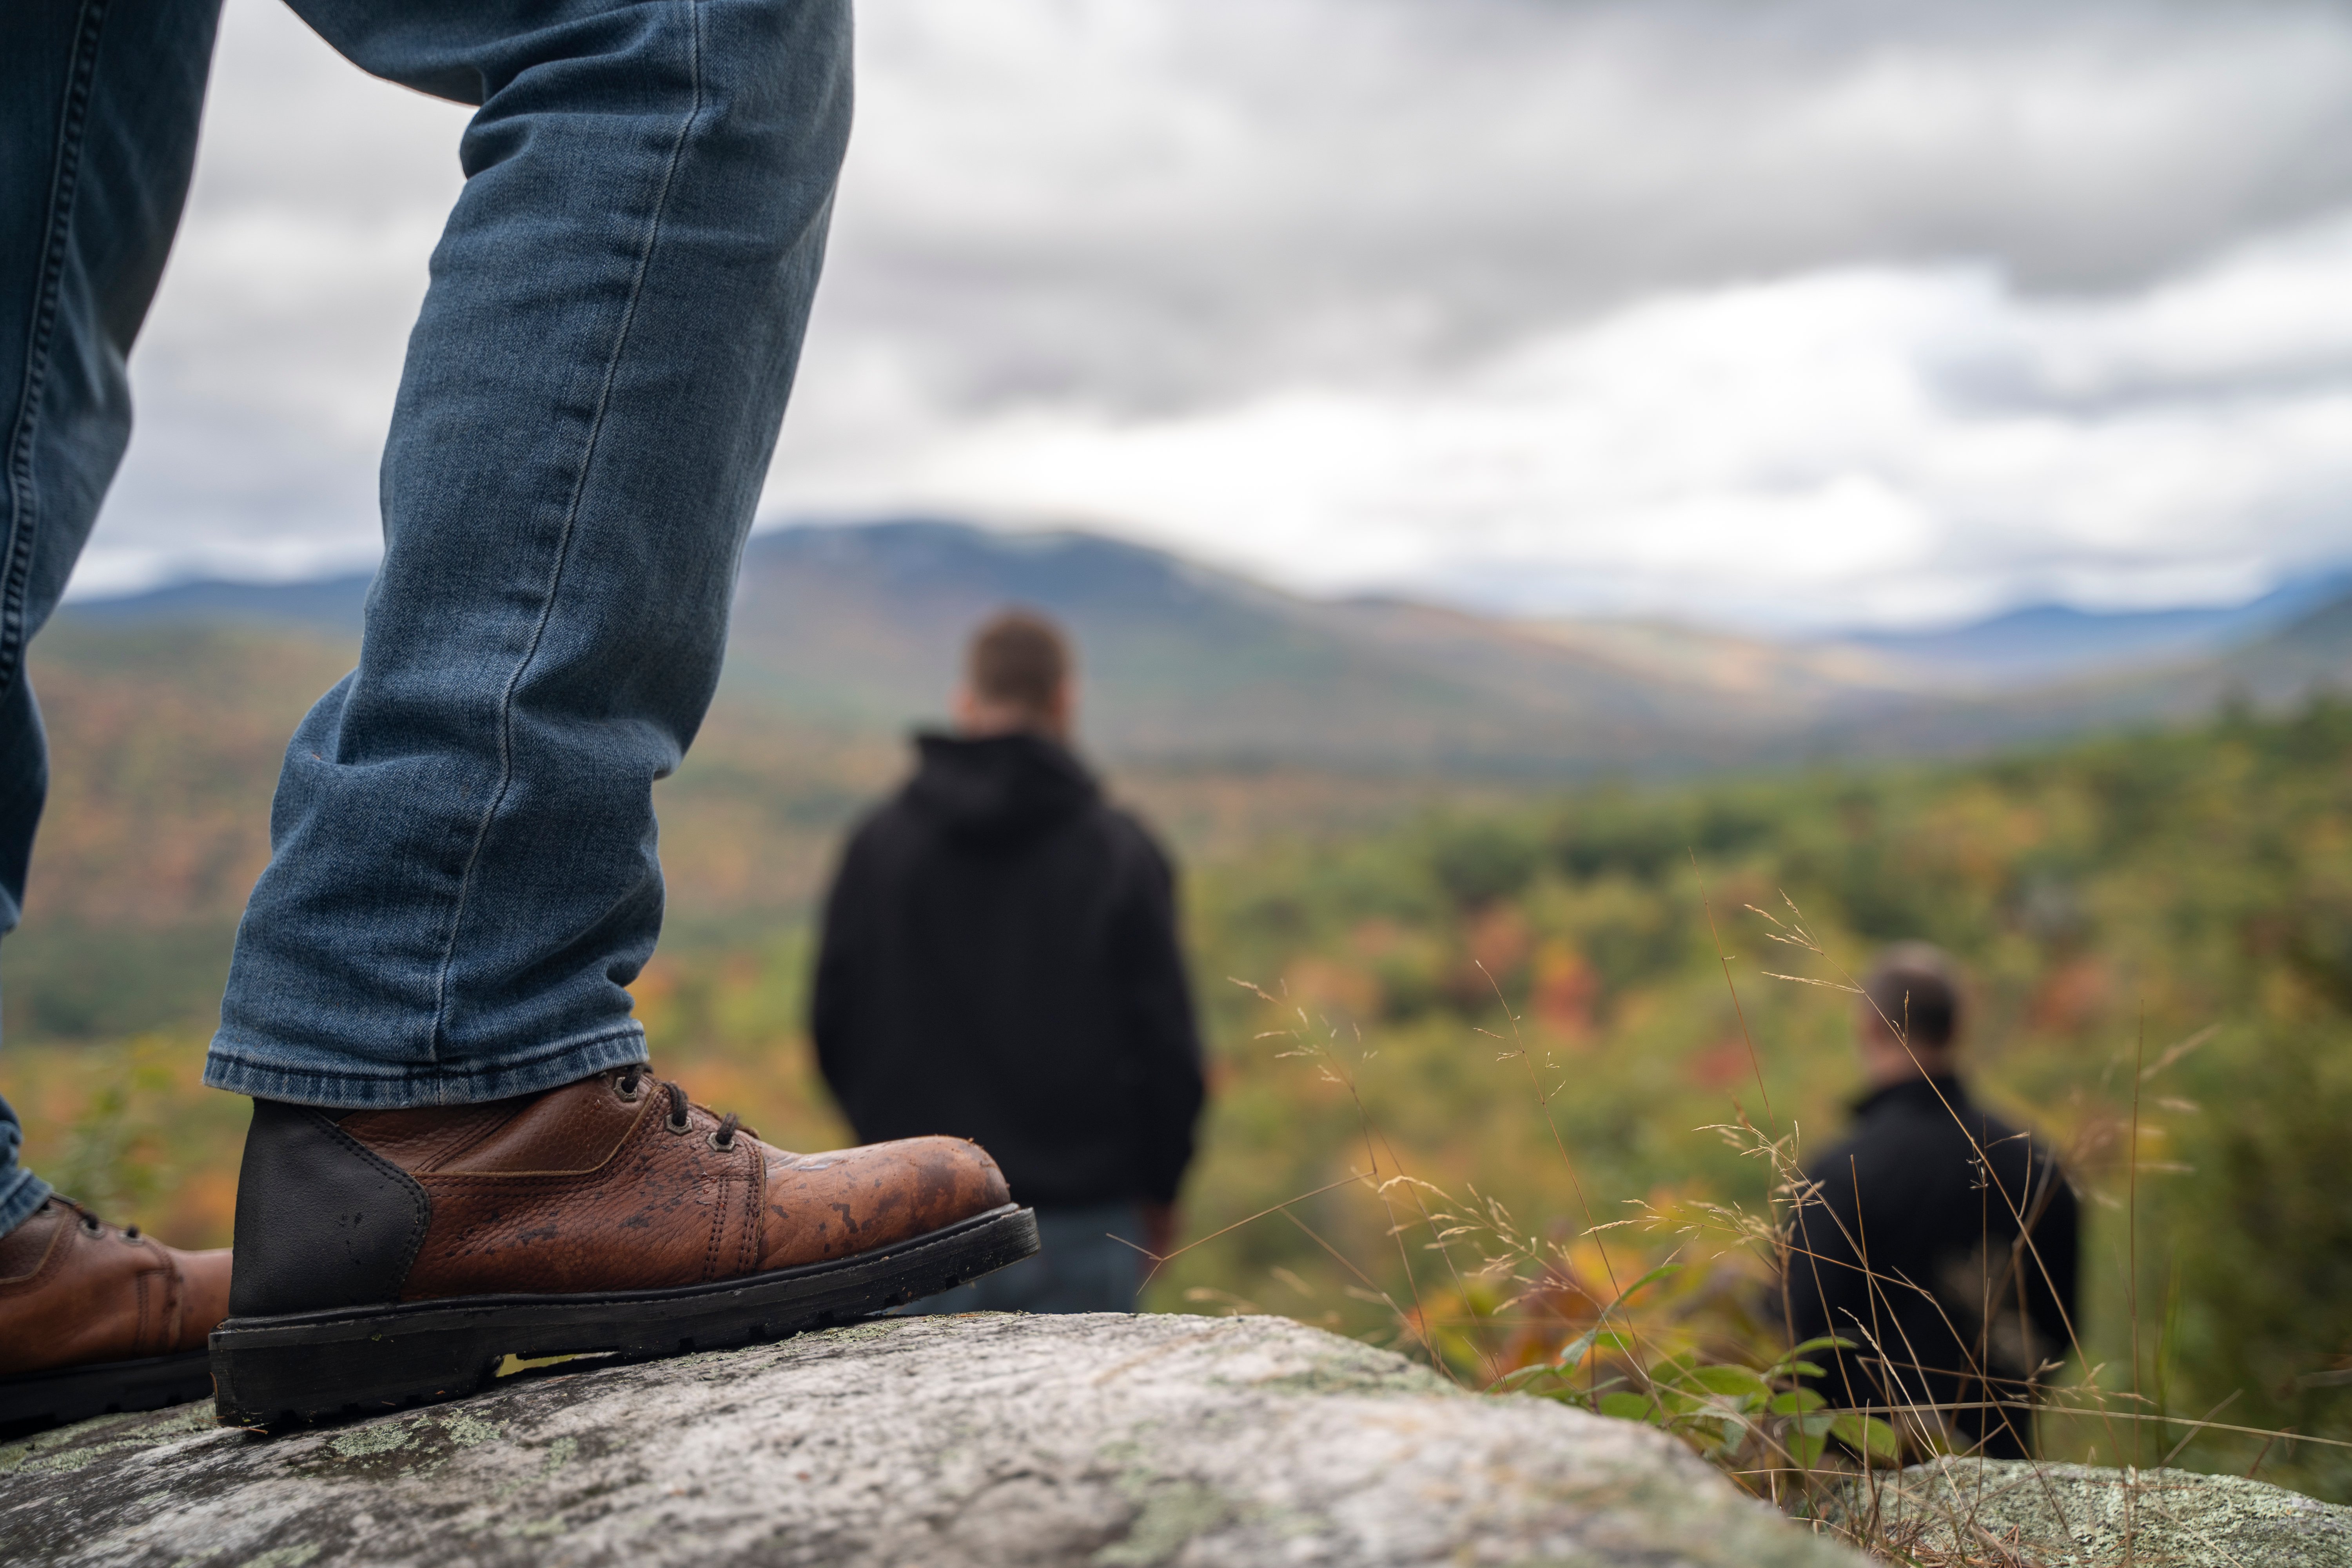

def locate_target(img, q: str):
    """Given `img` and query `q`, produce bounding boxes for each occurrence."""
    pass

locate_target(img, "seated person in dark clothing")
[1787,944,2080,1459]
[812,610,1207,1313]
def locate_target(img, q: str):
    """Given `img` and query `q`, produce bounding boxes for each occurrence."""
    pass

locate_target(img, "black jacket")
[1787,1074,2079,1459]
[811,732,1206,1208]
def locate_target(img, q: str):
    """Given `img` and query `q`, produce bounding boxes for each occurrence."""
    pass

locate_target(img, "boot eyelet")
[706,1131,737,1153]
[666,1115,693,1136]
[79,1215,103,1237]
[613,1076,644,1104]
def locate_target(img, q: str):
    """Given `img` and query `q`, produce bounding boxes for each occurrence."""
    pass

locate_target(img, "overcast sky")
[85,0,2352,629]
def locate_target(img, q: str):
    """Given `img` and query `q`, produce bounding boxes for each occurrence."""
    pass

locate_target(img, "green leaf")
[1784,1429,1828,1469]
[1682,1364,1771,1403]
[1781,1335,1858,1359]
[1651,1387,1707,1419]
[1764,1337,1853,1380]
[1597,1391,1657,1423]
[1768,1388,1827,1416]
[1831,1411,1903,1464]
[1648,1350,1699,1382]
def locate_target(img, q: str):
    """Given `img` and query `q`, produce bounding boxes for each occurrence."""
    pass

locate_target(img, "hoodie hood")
[904,731,1100,846]
[1850,1072,1969,1122]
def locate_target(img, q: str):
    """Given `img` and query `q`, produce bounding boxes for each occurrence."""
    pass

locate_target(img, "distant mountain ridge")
[719,522,1804,773]
[55,521,2352,776]
[66,573,373,637]
[1842,573,2352,689]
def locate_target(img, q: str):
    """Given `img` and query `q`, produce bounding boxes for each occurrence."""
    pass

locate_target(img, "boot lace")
[59,1197,139,1240]
[615,1065,742,1151]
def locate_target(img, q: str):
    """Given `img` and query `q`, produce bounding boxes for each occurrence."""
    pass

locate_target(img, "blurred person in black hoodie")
[1786,944,2080,1459]
[812,610,1206,1312]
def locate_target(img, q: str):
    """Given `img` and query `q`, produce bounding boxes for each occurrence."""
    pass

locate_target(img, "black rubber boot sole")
[209,1203,1038,1429]
[0,1350,216,1440]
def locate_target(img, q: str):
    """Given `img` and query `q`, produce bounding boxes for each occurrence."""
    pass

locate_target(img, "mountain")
[1837,572,2352,690]
[715,521,1908,773]
[1787,583,2352,762]
[54,520,2352,777]
[64,573,372,638]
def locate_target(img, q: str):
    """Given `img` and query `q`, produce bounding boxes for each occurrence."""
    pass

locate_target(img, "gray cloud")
[78,0,2352,623]
[805,0,2352,410]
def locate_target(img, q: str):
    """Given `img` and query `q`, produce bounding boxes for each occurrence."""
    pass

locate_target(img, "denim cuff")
[0,1164,54,1238]
[201,1025,650,1109]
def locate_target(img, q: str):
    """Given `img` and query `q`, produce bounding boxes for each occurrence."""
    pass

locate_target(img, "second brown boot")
[208,1065,1036,1426]
[0,1197,232,1436]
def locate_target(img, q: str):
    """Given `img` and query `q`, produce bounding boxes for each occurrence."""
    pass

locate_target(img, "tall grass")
[1163,885,2337,1564]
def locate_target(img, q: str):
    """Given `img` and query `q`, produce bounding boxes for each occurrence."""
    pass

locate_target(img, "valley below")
[10,522,2352,1502]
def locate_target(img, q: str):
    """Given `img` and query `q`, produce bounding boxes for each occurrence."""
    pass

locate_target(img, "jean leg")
[204,0,851,1106]
[900,1204,1147,1315]
[0,0,223,1232]
[0,682,45,1232]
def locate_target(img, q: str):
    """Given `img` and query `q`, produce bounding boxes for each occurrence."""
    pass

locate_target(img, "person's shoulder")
[1806,1109,1932,1192]
[836,783,934,861]
[1097,798,1163,844]
[1096,800,1177,870]
[1802,1127,1863,1176]
[1970,1102,2071,1180]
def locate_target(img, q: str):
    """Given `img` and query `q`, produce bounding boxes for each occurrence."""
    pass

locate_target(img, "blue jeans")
[0,0,851,1235]
[898,1203,1148,1315]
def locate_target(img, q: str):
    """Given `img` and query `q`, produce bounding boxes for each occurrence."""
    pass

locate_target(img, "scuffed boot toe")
[759,1135,1014,1270]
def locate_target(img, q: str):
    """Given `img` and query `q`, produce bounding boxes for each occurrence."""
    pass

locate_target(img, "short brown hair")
[967,610,1071,715]
[1862,943,1961,1050]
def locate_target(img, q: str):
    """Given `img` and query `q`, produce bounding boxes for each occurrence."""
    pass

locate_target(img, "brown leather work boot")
[208,1065,1037,1426]
[0,1197,232,1435]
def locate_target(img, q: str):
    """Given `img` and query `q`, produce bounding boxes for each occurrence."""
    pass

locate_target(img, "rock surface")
[1827,1457,2352,1567]
[1,1312,1860,1567]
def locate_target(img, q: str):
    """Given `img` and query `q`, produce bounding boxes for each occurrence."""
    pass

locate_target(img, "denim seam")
[0,1163,55,1237]
[423,0,708,1058]
[209,1018,645,1082]
[203,1021,649,1106]
[1,0,108,702]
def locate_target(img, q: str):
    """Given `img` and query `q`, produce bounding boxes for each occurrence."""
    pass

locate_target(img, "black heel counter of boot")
[229,1100,431,1318]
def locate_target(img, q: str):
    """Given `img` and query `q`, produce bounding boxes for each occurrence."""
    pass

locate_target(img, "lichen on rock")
[1,1312,1860,1567]
[1823,1457,2352,1567]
